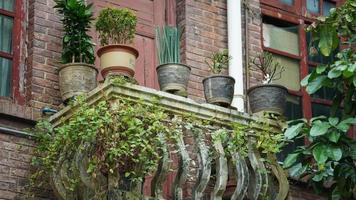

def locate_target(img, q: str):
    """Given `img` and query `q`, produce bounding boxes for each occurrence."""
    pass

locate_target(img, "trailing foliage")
[213,119,285,160]
[30,95,177,197]
[155,26,181,65]
[250,52,285,84]
[205,49,231,74]
[54,0,95,64]
[95,8,137,46]
[284,1,356,199]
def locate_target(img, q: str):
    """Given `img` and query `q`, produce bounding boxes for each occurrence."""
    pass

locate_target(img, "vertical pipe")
[227,0,245,112]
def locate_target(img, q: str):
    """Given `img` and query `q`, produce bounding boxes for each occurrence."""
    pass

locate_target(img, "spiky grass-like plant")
[155,26,181,65]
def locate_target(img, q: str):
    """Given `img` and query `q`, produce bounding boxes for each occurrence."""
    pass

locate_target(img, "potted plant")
[55,0,98,103]
[247,52,287,115]
[95,8,139,79]
[202,49,235,107]
[155,26,191,97]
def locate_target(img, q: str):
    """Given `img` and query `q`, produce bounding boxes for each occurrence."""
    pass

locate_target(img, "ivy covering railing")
[31,79,289,200]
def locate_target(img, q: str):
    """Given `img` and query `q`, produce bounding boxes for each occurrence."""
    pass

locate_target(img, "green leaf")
[301,74,311,87]
[313,144,328,164]
[328,117,339,126]
[289,163,307,177]
[328,68,342,79]
[318,25,335,56]
[285,123,304,140]
[326,146,342,161]
[336,118,356,132]
[283,153,300,168]
[331,187,342,200]
[312,173,324,182]
[327,131,340,143]
[310,120,331,136]
[316,65,327,74]
[306,75,327,94]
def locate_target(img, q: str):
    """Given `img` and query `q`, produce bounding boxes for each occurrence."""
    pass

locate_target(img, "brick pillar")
[177,0,228,102]
[28,0,63,119]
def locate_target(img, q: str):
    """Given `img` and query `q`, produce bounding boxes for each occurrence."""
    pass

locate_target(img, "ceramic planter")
[156,63,191,97]
[59,63,98,103]
[247,84,288,115]
[97,44,139,79]
[202,75,235,107]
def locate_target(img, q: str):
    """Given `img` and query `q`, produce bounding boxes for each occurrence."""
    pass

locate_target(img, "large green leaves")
[283,153,300,168]
[310,120,331,136]
[306,75,327,94]
[313,144,328,164]
[318,25,338,56]
[284,123,304,139]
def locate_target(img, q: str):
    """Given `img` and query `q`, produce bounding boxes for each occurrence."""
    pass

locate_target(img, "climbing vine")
[283,1,356,199]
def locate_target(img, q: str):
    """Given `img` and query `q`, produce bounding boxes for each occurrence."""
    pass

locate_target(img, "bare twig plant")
[250,52,285,84]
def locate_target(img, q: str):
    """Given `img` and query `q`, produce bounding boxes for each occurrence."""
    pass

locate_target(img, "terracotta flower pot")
[156,63,191,97]
[59,63,98,103]
[247,84,288,115]
[203,75,235,107]
[97,44,139,79]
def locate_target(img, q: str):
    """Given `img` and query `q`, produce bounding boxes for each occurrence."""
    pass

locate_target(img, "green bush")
[95,8,137,46]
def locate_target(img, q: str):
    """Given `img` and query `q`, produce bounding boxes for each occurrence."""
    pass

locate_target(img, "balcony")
[48,80,289,200]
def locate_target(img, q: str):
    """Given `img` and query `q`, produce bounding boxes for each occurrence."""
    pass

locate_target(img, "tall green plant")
[283,1,356,199]
[155,26,181,65]
[95,8,137,46]
[54,0,95,64]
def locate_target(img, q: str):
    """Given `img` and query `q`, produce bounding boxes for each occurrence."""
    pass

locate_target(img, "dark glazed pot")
[156,63,191,97]
[202,75,235,107]
[247,84,288,115]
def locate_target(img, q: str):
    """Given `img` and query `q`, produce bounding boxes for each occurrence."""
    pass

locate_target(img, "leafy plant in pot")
[95,8,139,79]
[202,49,235,107]
[248,52,287,115]
[54,0,98,104]
[155,26,191,97]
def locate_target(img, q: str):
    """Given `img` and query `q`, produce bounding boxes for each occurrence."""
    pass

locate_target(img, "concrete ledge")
[49,82,261,127]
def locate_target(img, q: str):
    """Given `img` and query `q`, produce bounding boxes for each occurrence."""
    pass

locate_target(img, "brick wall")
[0,132,53,199]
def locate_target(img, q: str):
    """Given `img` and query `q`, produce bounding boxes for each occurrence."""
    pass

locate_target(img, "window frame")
[0,0,24,104]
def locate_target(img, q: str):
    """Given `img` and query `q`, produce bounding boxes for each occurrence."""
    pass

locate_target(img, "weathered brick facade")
[0,0,334,199]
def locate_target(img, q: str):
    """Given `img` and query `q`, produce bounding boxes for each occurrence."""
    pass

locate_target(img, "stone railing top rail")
[49,81,271,127]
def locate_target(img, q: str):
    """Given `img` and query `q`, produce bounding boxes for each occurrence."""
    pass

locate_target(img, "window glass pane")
[323,1,336,16]
[312,103,342,118]
[307,0,320,14]
[306,32,337,64]
[0,0,14,12]
[280,0,294,6]
[270,54,301,91]
[312,103,330,117]
[285,95,303,120]
[262,18,299,56]
[0,14,14,54]
[0,57,12,96]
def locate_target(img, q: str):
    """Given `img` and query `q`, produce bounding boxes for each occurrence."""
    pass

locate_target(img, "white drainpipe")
[227,0,245,112]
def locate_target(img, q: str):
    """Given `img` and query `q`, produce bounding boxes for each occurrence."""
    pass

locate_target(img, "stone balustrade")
[49,81,289,200]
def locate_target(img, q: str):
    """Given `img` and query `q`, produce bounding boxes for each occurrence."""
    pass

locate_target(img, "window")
[261,0,343,161]
[0,0,22,101]
[0,0,15,97]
